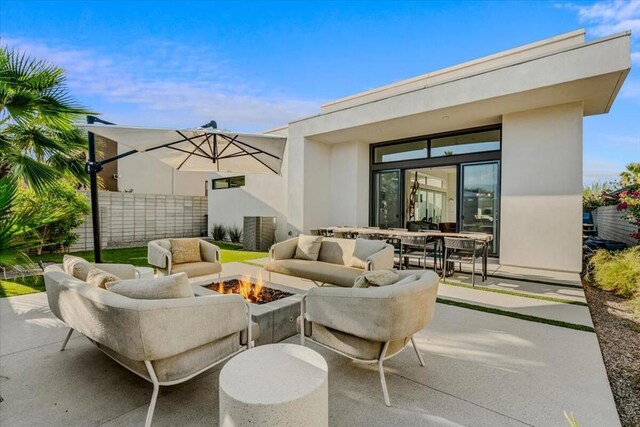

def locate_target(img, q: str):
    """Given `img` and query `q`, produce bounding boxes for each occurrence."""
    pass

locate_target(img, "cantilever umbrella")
[78,118,287,262]
[79,123,286,174]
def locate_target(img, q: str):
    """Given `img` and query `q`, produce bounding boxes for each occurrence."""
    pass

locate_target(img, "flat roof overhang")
[292,32,631,145]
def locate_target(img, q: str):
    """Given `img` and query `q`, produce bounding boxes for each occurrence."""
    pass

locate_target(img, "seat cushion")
[86,267,120,289]
[170,238,202,264]
[96,332,241,383]
[349,238,387,269]
[265,259,363,287]
[170,261,221,277]
[294,234,323,261]
[298,320,408,361]
[106,273,194,299]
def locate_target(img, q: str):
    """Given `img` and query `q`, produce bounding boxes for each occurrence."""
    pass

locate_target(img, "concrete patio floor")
[0,261,620,426]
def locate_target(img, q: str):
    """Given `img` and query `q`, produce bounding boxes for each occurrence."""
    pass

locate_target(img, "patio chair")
[401,232,441,270]
[148,238,222,279]
[299,270,439,406]
[442,237,480,286]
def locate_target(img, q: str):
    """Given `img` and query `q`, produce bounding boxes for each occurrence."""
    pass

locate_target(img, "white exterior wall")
[500,102,583,272]
[328,141,369,226]
[117,148,209,196]
[207,127,290,242]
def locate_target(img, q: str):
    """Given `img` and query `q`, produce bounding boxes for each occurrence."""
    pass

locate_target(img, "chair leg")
[60,328,73,351]
[410,336,426,367]
[378,342,391,406]
[144,361,160,427]
[471,256,476,287]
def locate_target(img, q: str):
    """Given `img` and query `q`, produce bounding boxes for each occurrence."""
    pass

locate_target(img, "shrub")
[589,247,640,317]
[211,223,227,241]
[227,225,242,243]
[13,180,89,254]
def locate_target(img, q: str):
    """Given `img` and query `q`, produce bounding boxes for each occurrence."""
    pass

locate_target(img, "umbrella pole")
[84,116,135,263]
[86,116,103,263]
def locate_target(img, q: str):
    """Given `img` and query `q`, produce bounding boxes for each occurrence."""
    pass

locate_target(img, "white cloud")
[567,0,640,36]
[1,37,320,130]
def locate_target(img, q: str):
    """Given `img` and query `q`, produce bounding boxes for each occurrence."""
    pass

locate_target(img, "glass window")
[374,140,428,163]
[212,176,245,190]
[229,176,245,188]
[431,130,500,157]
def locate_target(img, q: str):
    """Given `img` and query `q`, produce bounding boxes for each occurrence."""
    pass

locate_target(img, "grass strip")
[485,274,584,289]
[441,280,587,306]
[436,297,595,333]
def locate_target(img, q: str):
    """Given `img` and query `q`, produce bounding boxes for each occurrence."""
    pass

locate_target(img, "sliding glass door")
[373,170,402,229]
[460,161,500,254]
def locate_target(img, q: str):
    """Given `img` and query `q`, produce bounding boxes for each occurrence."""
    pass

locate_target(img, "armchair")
[148,238,222,279]
[298,270,439,405]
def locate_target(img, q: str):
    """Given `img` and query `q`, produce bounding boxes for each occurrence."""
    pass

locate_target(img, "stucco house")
[208,29,631,274]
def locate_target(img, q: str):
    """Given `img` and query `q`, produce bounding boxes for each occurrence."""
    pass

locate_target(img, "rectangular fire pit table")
[193,275,304,347]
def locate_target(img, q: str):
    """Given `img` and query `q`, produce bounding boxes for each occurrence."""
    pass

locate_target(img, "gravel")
[583,281,640,427]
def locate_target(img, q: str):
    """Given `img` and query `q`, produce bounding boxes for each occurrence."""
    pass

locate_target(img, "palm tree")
[0,46,94,192]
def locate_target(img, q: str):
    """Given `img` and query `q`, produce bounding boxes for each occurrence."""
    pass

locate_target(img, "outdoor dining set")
[310,226,493,285]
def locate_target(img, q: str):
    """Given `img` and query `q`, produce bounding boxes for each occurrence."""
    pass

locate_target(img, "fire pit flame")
[205,273,291,305]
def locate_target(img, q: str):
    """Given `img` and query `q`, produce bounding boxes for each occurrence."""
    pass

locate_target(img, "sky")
[1,0,638,185]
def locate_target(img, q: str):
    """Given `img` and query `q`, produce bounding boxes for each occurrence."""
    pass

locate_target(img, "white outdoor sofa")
[44,263,256,426]
[264,236,395,287]
[299,270,439,406]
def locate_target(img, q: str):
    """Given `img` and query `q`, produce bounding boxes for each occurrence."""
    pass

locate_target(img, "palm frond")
[8,152,61,192]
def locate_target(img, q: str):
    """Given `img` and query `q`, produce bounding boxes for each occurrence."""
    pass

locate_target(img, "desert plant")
[227,225,242,243]
[211,223,226,241]
[589,246,640,317]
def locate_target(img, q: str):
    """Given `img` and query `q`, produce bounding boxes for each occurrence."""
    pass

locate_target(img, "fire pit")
[194,273,303,346]
[203,274,292,305]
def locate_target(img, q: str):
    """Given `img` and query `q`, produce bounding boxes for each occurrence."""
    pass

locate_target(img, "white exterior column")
[329,141,369,226]
[500,102,583,272]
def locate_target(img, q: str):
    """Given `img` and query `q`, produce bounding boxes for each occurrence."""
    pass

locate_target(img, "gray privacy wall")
[70,192,208,252]
[593,205,638,246]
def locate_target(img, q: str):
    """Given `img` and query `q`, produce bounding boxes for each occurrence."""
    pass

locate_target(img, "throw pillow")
[353,269,399,288]
[106,273,194,299]
[63,254,92,281]
[169,239,201,264]
[86,267,120,289]
[349,238,387,269]
[294,234,323,261]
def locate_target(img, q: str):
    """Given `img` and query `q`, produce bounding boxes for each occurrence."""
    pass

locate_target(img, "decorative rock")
[219,343,328,427]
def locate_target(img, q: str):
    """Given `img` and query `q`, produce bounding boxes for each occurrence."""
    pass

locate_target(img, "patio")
[0,260,619,426]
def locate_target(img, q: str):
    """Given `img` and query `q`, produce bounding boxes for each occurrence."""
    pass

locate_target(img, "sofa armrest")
[365,244,395,271]
[199,240,221,264]
[148,241,171,270]
[269,237,298,261]
[93,263,137,280]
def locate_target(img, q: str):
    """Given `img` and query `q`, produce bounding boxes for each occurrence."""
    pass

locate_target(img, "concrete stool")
[219,343,328,427]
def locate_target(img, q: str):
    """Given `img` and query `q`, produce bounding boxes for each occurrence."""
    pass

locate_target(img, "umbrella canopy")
[79,124,287,174]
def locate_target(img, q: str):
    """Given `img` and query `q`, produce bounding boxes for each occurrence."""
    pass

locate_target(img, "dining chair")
[442,237,479,286]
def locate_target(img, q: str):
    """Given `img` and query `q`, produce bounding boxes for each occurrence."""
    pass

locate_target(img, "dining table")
[319,226,493,281]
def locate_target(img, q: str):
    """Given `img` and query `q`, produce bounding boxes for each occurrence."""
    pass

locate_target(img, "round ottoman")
[219,343,328,427]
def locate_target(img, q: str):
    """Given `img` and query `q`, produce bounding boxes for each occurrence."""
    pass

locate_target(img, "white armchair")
[148,238,222,279]
[298,270,439,406]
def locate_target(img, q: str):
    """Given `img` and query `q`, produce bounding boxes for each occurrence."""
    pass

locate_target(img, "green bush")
[589,247,640,316]
[13,180,89,254]
[211,223,227,241]
[227,225,242,243]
